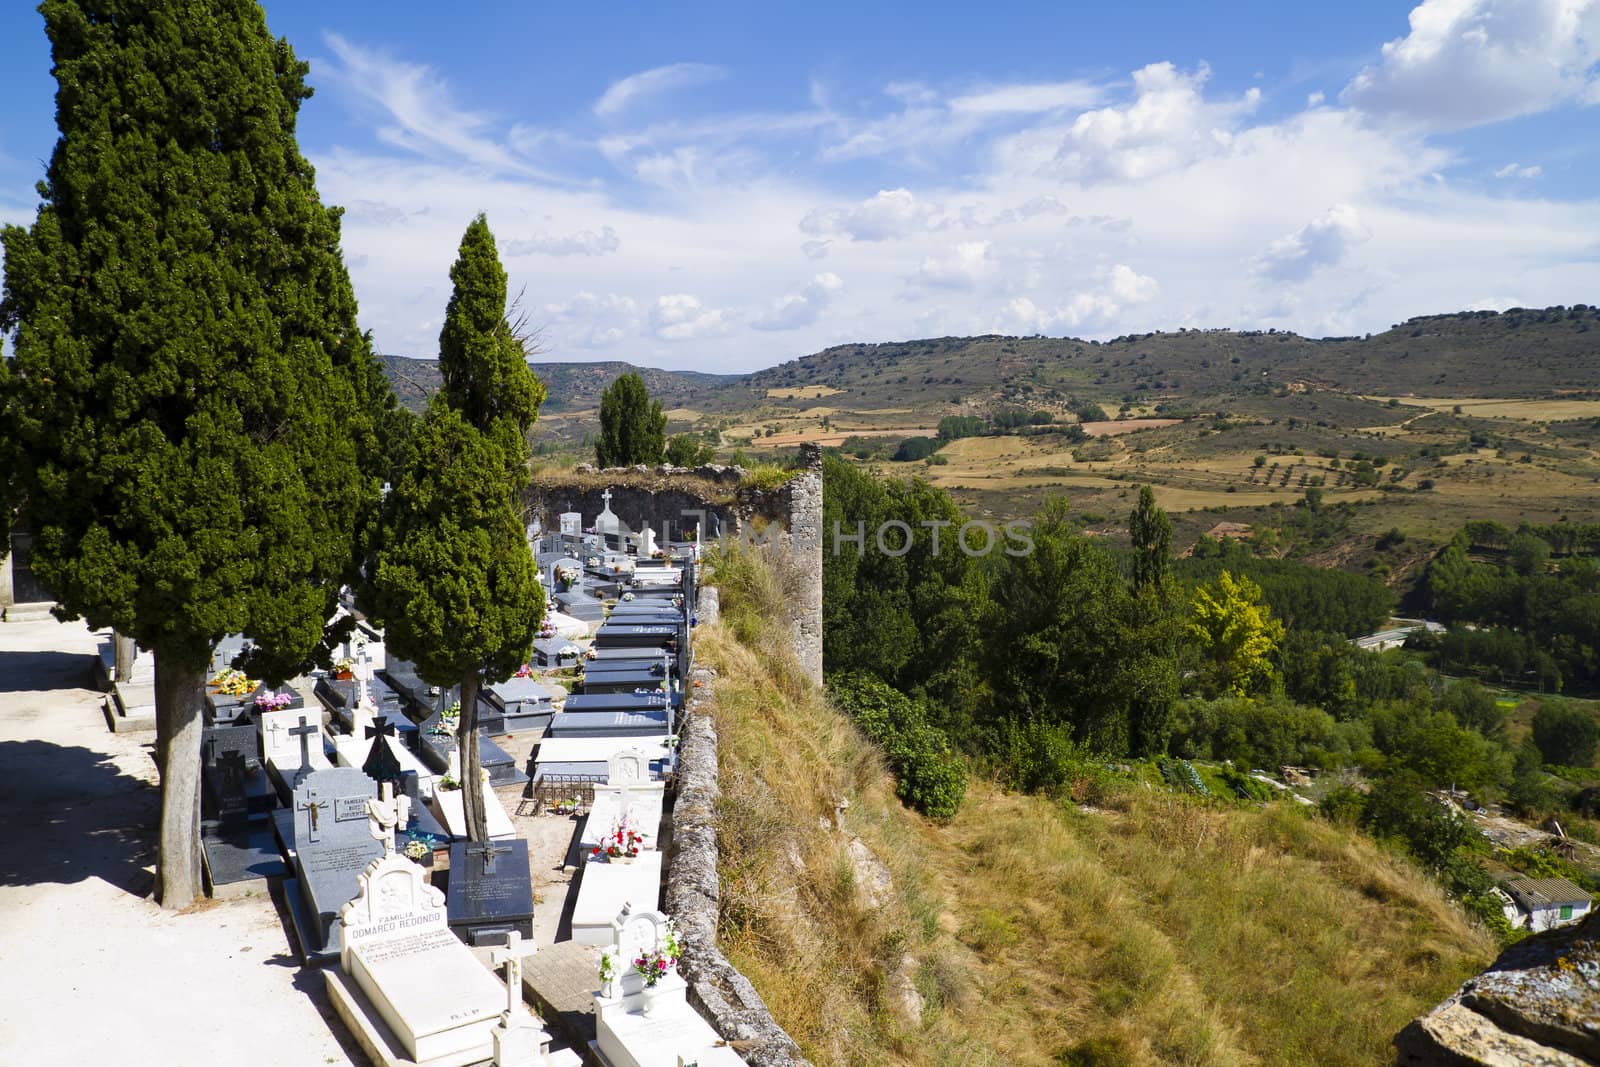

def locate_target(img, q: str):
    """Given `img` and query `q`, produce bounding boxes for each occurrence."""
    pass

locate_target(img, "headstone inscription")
[447,837,535,946]
[331,851,504,1064]
[287,766,383,962]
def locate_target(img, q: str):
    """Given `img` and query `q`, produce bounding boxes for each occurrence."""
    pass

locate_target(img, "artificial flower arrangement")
[585,556,601,569]
[585,647,599,660]
[254,690,293,712]
[403,831,437,862]
[633,918,682,987]
[590,816,645,861]
[331,655,356,679]
[619,591,636,602]
[209,668,257,697]
[513,663,536,679]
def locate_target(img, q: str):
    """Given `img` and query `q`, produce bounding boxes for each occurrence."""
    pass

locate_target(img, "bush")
[892,435,941,462]
[828,672,967,820]
[1531,703,1599,767]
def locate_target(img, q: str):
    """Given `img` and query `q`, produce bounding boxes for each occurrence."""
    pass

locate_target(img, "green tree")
[0,1,388,908]
[366,215,545,842]
[1188,570,1286,696]
[596,371,665,466]
[664,433,712,467]
[1530,703,1599,767]
[1128,485,1172,591]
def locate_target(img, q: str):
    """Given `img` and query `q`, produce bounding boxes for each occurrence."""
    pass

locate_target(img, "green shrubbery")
[828,672,967,820]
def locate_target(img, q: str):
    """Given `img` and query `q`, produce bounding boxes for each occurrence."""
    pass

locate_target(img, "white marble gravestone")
[637,524,658,558]
[261,708,330,779]
[559,512,582,537]
[595,489,625,535]
[591,908,744,1067]
[332,852,505,1065]
[572,851,664,946]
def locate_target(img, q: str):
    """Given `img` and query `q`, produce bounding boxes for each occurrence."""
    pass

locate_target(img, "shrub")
[828,672,967,820]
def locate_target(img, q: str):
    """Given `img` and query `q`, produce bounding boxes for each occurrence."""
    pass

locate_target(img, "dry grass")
[1366,396,1600,421]
[700,549,1495,1066]
[767,385,846,399]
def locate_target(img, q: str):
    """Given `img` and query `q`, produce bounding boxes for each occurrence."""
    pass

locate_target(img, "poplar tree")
[366,215,544,842]
[0,1,389,907]
[596,371,665,467]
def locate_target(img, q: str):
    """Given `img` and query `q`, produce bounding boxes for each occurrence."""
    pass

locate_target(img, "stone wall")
[666,665,811,1067]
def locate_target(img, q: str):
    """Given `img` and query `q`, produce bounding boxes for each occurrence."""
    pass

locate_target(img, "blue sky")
[3,1,1600,372]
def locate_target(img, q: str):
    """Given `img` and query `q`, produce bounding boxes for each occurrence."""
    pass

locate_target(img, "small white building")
[1501,876,1593,932]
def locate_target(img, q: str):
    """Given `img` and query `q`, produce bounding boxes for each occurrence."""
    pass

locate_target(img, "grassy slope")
[702,552,1495,1067]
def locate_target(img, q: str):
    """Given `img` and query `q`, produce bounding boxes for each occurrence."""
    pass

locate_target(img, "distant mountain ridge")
[380,305,1600,418]
[378,355,739,414]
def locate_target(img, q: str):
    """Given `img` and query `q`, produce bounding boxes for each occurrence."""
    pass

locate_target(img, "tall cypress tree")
[0,1,389,907]
[366,215,544,842]
[596,371,666,467]
[1129,485,1172,591]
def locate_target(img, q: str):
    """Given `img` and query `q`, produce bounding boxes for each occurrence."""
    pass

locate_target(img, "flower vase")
[640,984,658,1016]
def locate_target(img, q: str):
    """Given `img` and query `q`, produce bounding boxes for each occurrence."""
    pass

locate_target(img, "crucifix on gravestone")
[297,787,328,844]
[490,931,538,1025]
[365,781,411,857]
[289,715,318,778]
[467,840,513,876]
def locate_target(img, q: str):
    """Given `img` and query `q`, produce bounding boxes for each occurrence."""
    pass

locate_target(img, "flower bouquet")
[620,592,636,602]
[254,690,293,712]
[514,663,536,678]
[633,919,682,989]
[209,668,257,697]
[331,655,355,680]
[590,818,645,863]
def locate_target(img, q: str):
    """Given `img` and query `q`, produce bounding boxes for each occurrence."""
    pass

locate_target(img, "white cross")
[490,931,538,1022]
[365,781,411,857]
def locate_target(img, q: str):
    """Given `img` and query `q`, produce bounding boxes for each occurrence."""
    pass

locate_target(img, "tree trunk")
[114,631,137,682]
[458,671,489,842]
[154,651,206,909]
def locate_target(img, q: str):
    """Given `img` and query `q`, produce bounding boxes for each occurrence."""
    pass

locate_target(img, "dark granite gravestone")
[544,709,671,738]
[207,683,303,727]
[481,677,554,734]
[593,622,679,650]
[286,767,382,963]
[379,660,447,716]
[415,710,527,788]
[562,692,679,714]
[314,675,417,745]
[531,638,580,668]
[202,723,275,818]
[360,720,404,791]
[200,752,286,899]
[581,668,666,695]
[446,838,534,947]
[553,590,607,623]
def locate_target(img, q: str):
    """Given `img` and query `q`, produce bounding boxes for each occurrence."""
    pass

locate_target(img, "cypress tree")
[0,1,389,907]
[366,215,544,842]
[596,371,666,467]
[1129,484,1172,591]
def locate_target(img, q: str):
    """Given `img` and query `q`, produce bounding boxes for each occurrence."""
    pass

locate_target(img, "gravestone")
[546,710,670,739]
[559,511,582,537]
[595,489,624,536]
[447,838,535,947]
[199,748,286,898]
[593,623,679,650]
[330,851,504,1064]
[483,677,555,734]
[489,931,552,1066]
[260,708,331,800]
[416,708,527,788]
[287,766,383,963]
[532,638,581,668]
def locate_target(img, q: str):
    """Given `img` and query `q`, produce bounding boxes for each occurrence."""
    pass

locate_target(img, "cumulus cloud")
[1000,264,1159,333]
[1255,204,1371,282]
[753,273,844,331]
[800,188,943,241]
[594,63,727,118]
[1054,62,1261,183]
[651,293,733,340]
[1494,161,1544,177]
[503,226,621,256]
[542,292,641,349]
[910,242,997,290]
[1342,0,1600,129]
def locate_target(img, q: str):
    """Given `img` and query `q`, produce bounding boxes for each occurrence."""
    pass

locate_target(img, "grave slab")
[446,838,535,947]
[546,710,670,739]
[287,766,383,963]
[570,852,664,945]
[429,784,518,841]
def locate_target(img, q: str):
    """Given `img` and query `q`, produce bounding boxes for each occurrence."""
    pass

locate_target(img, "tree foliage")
[1530,703,1600,767]
[1128,485,1171,591]
[1188,571,1286,696]
[596,371,665,467]
[365,215,543,841]
[0,0,390,906]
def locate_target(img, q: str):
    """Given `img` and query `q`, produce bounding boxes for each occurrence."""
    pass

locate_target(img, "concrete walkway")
[0,617,360,1066]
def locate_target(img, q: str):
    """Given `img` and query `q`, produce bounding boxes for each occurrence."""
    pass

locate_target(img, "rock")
[697,587,720,626]
[888,956,924,1028]
[846,836,893,911]
[1395,910,1599,1065]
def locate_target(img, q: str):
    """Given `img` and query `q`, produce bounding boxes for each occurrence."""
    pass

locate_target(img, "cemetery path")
[0,618,359,1067]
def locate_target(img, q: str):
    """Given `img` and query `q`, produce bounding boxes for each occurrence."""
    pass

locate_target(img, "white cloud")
[650,293,733,341]
[1054,62,1261,182]
[594,63,727,118]
[504,226,621,257]
[542,292,641,348]
[753,273,844,331]
[801,240,831,259]
[1343,0,1600,129]
[910,242,996,290]
[1000,264,1159,334]
[1108,264,1160,303]
[321,33,551,177]
[800,188,942,241]
[1493,161,1544,177]
[948,80,1103,115]
[1254,204,1372,282]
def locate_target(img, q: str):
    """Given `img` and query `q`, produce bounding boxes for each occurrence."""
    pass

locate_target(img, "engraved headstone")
[288,766,382,959]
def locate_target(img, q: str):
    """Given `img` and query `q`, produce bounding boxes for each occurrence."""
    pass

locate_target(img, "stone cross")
[490,931,538,1023]
[297,788,328,844]
[601,488,612,510]
[468,840,512,876]
[264,716,287,755]
[289,716,318,774]
[447,745,462,783]
[365,781,411,857]
[354,640,374,708]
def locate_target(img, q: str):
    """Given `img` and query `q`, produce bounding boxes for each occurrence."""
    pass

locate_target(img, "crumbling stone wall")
[667,667,811,1067]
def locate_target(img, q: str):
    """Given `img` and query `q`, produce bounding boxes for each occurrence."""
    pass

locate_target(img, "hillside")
[378,354,736,414]
[701,548,1496,1067]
